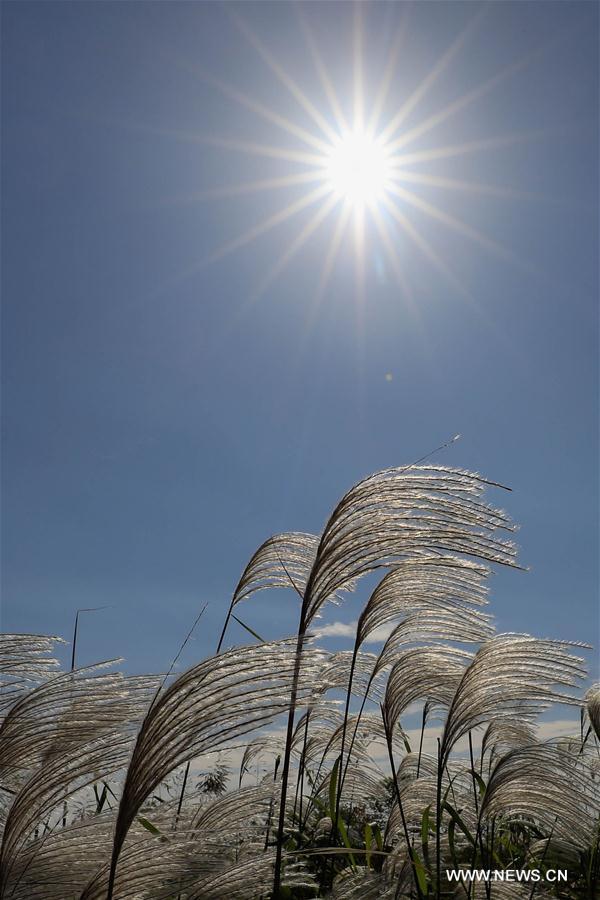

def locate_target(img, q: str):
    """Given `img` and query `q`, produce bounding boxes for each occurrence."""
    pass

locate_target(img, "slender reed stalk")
[468,731,479,818]
[382,703,425,900]
[416,704,429,779]
[272,613,308,897]
[435,738,443,899]
[292,711,311,830]
[333,648,359,831]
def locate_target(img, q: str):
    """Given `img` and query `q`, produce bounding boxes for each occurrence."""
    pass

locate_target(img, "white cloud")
[314,620,396,643]
[314,620,358,639]
[365,622,396,643]
[189,717,582,788]
[536,717,581,741]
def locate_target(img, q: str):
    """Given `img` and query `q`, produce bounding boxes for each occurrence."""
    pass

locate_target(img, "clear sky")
[2,1,598,679]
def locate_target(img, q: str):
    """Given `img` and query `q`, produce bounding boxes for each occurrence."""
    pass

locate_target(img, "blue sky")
[2,1,598,680]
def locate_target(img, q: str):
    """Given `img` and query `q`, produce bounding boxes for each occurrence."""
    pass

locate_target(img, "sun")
[184,5,527,306]
[324,130,393,207]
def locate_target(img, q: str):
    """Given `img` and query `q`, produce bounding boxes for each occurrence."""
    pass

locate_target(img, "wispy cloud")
[314,619,396,643]
[367,716,583,765]
[194,716,583,787]
[314,620,357,639]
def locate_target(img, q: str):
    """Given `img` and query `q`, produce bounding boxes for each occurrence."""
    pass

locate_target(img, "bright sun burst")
[324,131,393,207]
[186,5,528,306]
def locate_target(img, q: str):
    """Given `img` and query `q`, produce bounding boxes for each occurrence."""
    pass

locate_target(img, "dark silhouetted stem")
[334,647,358,828]
[272,617,307,897]
[436,738,443,899]
[382,703,425,900]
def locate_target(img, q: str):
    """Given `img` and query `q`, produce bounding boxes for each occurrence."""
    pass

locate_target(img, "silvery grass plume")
[481,741,600,852]
[0,635,64,720]
[265,465,519,896]
[217,532,321,652]
[0,661,159,897]
[585,684,600,741]
[0,634,63,681]
[0,463,597,899]
[104,639,325,898]
[333,555,494,825]
[6,813,115,900]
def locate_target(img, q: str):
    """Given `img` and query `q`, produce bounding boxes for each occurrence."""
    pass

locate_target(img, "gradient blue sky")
[2,1,598,678]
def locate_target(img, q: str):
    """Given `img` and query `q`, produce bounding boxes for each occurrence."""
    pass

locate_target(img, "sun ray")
[169,53,333,153]
[368,204,437,358]
[206,73,332,155]
[352,200,367,433]
[228,10,340,145]
[72,104,337,168]
[116,119,332,167]
[353,203,366,301]
[249,193,340,301]
[155,125,548,171]
[381,195,470,301]
[392,129,549,168]
[176,170,327,204]
[391,170,529,201]
[368,204,415,307]
[137,183,336,310]
[291,204,352,370]
[211,195,342,351]
[200,183,332,268]
[195,136,322,167]
[382,197,530,351]
[393,170,590,212]
[378,6,487,144]
[366,7,410,137]
[135,130,327,167]
[353,3,365,133]
[387,47,549,155]
[313,203,353,307]
[388,183,531,271]
[296,7,349,134]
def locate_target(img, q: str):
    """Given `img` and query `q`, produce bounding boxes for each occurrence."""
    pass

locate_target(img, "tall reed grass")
[0,465,597,898]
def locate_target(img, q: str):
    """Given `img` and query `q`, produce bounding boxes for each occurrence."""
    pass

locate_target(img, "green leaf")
[412,854,429,896]
[421,804,431,850]
[137,816,162,837]
[373,824,383,852]
[364,822,373,868]
[442,801,476,846]
[471,770,487,799]
[230,613,265,643]
[337,816,357,870]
